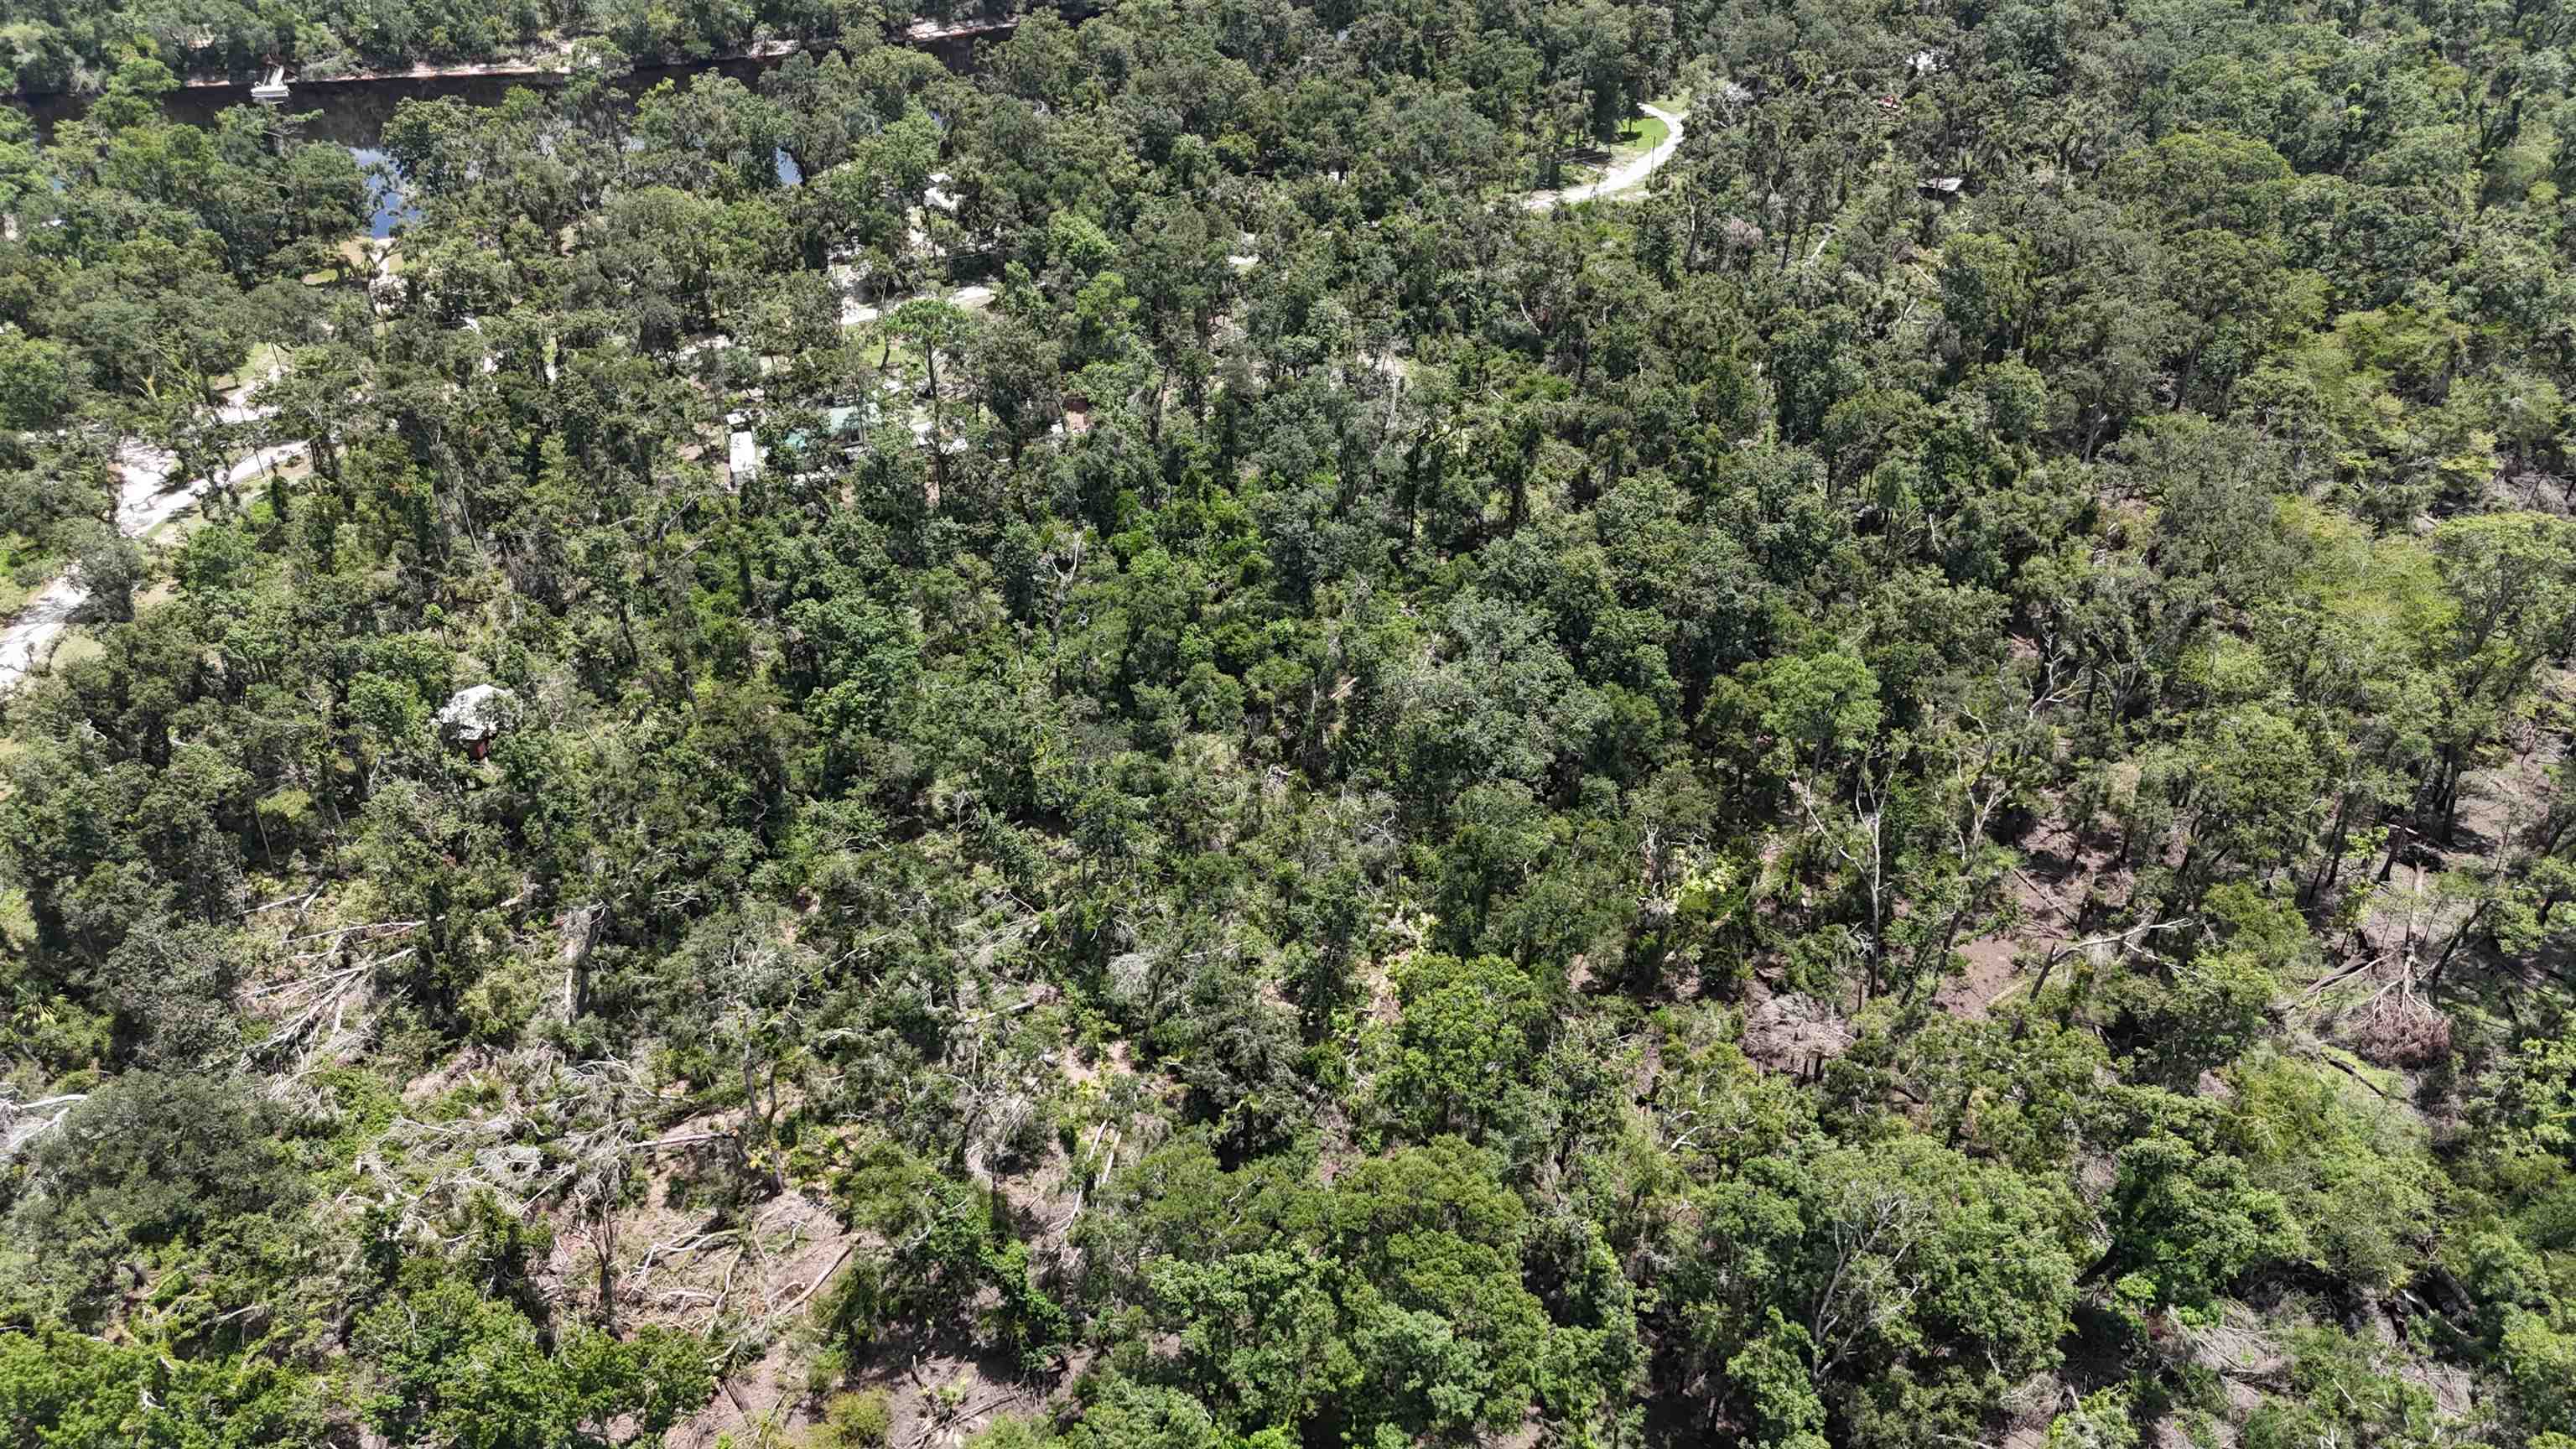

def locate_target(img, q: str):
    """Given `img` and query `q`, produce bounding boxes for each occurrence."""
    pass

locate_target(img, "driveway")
[0,438,304,692]
[1524,103,1687,210]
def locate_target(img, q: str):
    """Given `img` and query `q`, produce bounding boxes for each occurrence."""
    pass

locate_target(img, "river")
[8,36,987,237]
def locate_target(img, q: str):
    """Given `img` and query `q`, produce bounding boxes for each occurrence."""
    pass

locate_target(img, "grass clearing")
[1555,109,1675,186]
[216,342,288,393]
[143,454,310,549]
[858,328,933,388]
[49,631,103,671]
[1611,113,1670,161]
[147,510,212,550]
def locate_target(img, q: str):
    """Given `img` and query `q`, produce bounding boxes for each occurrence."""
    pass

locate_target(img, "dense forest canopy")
[7,0,2576,1446]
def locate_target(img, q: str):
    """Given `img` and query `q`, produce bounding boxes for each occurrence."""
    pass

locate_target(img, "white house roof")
[434,683,513,741]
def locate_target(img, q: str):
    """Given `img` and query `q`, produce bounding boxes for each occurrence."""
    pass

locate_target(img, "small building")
[435,684,514,761]
[1918,176,1965,200]
[730,402,883,482]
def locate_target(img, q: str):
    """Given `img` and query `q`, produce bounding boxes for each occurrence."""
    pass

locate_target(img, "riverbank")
[4,13,1031,102]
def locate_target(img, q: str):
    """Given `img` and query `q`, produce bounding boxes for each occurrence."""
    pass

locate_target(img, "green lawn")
[1559,112,1671,186]
[48,631,103,671]
[1612,113,1670,160]
[215,341,288,393]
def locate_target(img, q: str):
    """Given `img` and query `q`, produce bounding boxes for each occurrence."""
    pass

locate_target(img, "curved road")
[1524,103,1687,210]
[0,435,304,693]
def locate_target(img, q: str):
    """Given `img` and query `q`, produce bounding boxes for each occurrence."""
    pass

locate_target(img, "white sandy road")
[1524,103,1688,210]
[0,435,305,693]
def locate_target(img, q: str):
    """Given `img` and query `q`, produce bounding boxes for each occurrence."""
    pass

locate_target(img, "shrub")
[818,1388,894,1449]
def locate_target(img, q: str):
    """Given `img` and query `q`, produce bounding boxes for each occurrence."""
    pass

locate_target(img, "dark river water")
[9,37,983,236]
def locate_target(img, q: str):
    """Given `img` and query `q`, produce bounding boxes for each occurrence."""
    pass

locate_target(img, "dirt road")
[1524,103,1688,210]
[0,438,304,693]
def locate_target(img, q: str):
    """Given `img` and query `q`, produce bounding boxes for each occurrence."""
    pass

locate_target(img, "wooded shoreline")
[2,14,1029,102]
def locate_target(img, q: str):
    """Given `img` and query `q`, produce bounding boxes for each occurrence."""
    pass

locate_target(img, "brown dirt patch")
[1740,993,1854,1074]
[1937,933,2027,1020]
